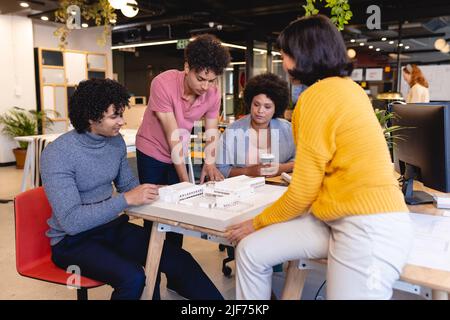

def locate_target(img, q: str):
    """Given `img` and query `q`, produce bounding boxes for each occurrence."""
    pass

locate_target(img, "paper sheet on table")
[407,213,450,271]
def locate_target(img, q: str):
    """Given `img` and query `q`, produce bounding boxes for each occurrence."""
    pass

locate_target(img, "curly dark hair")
[243,73,290,119]
[276,14,353,86]
[185,34,230,75]
[69,79,130,133]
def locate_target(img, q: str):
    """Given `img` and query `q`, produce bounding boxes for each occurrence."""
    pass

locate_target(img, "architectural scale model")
[158,175,265,209]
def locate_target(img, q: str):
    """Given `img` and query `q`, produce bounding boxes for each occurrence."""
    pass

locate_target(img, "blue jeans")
[51,215,223,300]
[136,149,183,247]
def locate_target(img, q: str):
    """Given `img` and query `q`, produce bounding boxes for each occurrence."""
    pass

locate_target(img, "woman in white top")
[402,64,430,103]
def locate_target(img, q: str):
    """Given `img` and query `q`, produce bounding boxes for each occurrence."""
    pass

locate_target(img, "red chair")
[14,187,104,300]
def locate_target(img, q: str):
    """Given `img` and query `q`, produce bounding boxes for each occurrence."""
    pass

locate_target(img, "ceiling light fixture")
[40,16,49,21]
[208,21,214,28]
[19,2,29,8]
[82,23,88,28]
[369,45,374,49]
[405,46,410,49]
[389,40,394,44]
[112,39,282,56]
[376,48,381,51]
[121,0,139,18]
[112,40,178,50]
[359,42,364,46]
[381,37,387,41]
[442,44,450,54]
[108,0,127,9]
[350,39,356,43]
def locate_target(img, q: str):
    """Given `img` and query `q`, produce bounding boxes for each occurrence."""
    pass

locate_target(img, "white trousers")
[235,212,413,300]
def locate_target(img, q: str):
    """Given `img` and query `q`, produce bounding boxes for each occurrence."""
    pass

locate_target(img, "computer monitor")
[391,103,450,205]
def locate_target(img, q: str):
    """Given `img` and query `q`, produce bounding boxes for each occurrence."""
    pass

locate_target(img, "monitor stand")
[402,176,434,205]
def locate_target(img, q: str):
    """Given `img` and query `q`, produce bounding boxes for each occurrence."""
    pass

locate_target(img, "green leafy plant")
[54,0,116,48]
[0,107,57,149]
[303,0,353,30]
[374,108,409,149]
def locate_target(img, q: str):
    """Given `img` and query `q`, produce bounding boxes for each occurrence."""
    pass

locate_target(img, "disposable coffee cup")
[260,153,275,164]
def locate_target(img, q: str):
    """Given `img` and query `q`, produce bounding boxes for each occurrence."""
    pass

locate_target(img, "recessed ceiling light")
[40,16,49,21]
[350,39,356,43]
[376,48,381,51]
[389,40,394,44]
[381,37,387,41]
[19,2,29,8]
[359,42,364,46]
[399,43,404,47]
[82,23,88,28]
[369,45,374,49]
[405,46,410,49]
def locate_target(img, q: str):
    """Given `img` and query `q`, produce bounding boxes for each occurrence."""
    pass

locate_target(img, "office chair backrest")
[14,187,52,274]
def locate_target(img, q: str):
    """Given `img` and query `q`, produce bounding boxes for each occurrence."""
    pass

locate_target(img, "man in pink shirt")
[135,34,230,296]
[136,34,230,184]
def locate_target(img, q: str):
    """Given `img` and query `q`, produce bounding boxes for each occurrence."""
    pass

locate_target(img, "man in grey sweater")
[40,79,223,300]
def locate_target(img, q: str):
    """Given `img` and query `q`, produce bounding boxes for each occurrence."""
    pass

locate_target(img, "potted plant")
[374,108,408,149]
[0,107,56,169]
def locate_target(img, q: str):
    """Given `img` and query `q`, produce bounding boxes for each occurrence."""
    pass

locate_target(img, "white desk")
[15,129,137,192]
[127,184,287,299]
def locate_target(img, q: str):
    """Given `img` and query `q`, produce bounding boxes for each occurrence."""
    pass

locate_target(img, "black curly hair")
[185,34,230,75]
[69,79,130,133]
[243,73,289,119]
[276,14,353,86]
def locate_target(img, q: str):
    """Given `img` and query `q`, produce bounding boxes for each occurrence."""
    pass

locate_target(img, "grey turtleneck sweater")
[40,130,140,246]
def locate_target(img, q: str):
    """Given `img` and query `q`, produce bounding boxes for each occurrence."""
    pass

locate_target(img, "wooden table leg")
[141,222,166,300]
[281,260,309,300]
[432,290,448,300]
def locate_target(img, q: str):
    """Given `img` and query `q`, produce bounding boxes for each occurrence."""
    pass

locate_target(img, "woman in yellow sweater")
[227,15,413,300]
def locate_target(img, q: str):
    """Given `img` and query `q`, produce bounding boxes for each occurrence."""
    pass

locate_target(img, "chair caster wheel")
[219,244,226,252]
[222,265,232,277]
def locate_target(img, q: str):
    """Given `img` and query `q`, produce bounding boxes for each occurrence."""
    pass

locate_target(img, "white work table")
[126,183,287,299]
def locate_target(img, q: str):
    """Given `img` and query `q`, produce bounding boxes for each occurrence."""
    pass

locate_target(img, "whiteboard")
[400,64,450,101]
[351,68,363,81]
[365,68,383,81]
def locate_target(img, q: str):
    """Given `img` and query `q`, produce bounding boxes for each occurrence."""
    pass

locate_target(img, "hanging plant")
[54,0,116,49]
[303,0,353,30]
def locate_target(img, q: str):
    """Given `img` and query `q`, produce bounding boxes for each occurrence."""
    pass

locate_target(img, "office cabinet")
[35,48,107,133]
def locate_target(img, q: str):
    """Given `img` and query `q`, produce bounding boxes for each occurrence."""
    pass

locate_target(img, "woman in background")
[216,73,295,178]
[402,64,430,103]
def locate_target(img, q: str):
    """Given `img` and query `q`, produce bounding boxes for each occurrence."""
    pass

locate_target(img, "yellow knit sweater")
[253,77,408,230]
